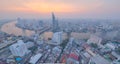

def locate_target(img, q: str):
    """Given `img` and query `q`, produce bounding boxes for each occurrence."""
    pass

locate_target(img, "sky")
[0,0,120,19]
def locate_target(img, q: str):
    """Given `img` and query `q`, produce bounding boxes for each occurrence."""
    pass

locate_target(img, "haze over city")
[0,0,120,19]
[0,0,120,64]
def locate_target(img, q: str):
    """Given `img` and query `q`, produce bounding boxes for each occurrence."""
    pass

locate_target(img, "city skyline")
[0,0,120,19]
[0,2,120,63]
[0,0,120,64]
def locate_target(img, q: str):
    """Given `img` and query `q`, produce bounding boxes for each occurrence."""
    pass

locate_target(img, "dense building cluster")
[0,13,120,64]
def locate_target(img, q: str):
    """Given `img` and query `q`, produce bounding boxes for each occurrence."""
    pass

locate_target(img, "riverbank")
[1,21,35,36]
[0,19,13,30]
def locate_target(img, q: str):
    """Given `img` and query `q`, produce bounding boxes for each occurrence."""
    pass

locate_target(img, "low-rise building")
[89,55,110,64]
[105,43,116,50]
[29,53,42,64]
[87,35,102,45]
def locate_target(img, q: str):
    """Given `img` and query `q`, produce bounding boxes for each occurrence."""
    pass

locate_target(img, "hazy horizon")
[0,0,120,19]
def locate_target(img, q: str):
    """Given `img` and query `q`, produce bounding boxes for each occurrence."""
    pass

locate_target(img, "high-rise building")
[52,12,59,32]
[9,40,29,57]
[52,32,63,45]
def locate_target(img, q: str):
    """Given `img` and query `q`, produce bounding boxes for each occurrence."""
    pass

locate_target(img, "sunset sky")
[0,0,120,19]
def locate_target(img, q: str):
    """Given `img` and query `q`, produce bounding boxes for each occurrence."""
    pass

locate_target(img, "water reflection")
[1,21,35,36]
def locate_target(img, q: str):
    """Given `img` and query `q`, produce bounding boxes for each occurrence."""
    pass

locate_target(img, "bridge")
[0,39,18,50]
[35,26,52,35]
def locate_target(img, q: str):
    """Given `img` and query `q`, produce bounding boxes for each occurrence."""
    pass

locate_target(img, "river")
[1,21,87,40]
[1,21,35,36]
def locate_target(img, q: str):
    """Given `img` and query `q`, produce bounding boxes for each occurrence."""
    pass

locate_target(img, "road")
[0,39,19,50]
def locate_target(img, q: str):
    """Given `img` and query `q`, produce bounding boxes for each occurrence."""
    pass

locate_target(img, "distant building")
[87,35,102,45]
[52,12,59,32]
[17,18,44,31]
[38,20,44,27]
[105,31,118,40]
[9,40,29,57]
[52,32,63,45]
[71,32,91,39]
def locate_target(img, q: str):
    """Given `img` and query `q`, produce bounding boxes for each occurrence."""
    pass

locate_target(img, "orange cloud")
[23,2,76,13]
[8,1,76,14]
[3,0,103,15]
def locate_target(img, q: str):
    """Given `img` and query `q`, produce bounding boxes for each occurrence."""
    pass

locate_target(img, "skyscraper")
[52,12,59,32]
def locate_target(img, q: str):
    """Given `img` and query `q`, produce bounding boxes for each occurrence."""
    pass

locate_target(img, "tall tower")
[52,12,59,32]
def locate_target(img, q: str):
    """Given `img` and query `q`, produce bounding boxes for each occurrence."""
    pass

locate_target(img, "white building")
[105,43,116,50]
[29,53,42,64]
[52,32,63,45]
[25,41,34,48]
[9,40,29,57]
